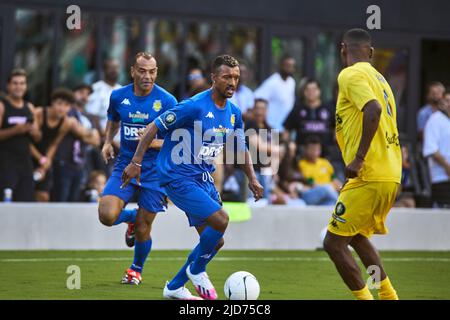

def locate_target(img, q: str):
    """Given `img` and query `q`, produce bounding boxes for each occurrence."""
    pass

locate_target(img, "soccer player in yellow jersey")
[323,29,402,300]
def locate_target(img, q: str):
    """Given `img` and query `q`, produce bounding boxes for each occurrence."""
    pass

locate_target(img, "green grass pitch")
[1,250,449,300]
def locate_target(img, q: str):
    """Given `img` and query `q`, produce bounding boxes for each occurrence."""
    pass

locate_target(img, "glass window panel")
[271,36,304,84]
[226,24,260,89]
[315,32,340,103]
[102,16,141,85]
[185,22,221,72]
[373,48,409,134]
[59,13,97,88]
[144,19,183,93]
[14,9,54,105]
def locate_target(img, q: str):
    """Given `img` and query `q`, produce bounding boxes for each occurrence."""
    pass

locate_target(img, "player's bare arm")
[431,151,450,178]
[102,120,120,163]
[346,99,381,179]
[121,121,159,187]
[137,127,163,150]
[27,103,42,142]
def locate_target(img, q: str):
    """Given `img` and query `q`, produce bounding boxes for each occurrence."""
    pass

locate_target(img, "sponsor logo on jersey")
[152,100,162,112]
[205,111,214,119]
[198,142,224,161]
[123,122,146,140]
[212,125,230,137]
[230,114,235,126]
[128,111,149,123]
[121,98,131,105]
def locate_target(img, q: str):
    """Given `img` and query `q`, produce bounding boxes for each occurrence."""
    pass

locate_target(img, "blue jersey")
[107,83,177,184]
[154,88,245,185]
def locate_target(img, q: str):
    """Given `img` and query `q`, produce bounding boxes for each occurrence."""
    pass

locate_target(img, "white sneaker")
[163,282,203,300]
[186,264,218,300]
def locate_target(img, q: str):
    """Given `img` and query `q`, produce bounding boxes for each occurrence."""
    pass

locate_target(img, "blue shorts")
[164,172,222,227]
[102,175,167,213]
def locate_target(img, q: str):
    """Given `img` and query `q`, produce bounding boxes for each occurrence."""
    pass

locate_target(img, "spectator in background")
[52,84,101,202]
[85,58,122,135]
[31,88,76,202]
[423,96,450,208]
[184,68,209,99]
[297,136,341,206]
[271,141,306,206]
[85,58,121,175]
[283,79,334,148]
[0,69,41,202]
[81,170,107,202]
[395,145,416,208]
[245,99,279,200]
[229,61,254,121]
[254,55,296,131]
[417,81,445,140]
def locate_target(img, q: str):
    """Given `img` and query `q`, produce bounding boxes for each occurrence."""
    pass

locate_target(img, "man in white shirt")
[85,58,122,135]
[423,94,450,207]
[254,55,296,131]
[417,81,445,140]
[229,62,254,121]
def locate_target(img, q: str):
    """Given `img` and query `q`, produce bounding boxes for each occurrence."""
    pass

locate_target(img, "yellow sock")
[351,285,374,300]
[377,277,399,300]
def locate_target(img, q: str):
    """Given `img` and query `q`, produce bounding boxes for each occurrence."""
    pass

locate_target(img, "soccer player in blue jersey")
[98,52,177,285]
[122,55,264,300]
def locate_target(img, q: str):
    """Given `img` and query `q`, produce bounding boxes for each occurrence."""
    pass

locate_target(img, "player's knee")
[323,235,339,256]
[219,211,229,228]
[215,238,225,251]
[98,203,118,227]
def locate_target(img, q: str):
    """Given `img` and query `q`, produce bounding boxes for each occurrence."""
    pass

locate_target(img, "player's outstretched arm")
[238,150,264,201]
[121,121,159,188]
[346,100,381,179]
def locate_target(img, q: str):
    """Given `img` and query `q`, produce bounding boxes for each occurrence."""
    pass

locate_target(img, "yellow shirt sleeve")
[339,69,377,111]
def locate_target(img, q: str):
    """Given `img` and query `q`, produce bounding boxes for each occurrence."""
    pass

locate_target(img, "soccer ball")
[224,271,260,300]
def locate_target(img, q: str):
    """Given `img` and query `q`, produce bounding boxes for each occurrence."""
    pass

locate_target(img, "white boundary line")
[1,257,450,263]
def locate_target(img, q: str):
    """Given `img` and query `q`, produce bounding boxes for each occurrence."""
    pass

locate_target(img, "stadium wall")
[1,204,450,251]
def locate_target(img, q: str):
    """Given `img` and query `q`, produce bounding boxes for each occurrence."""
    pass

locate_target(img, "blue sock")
[167,245,219,290]
[190,226,223,275]
[130,238,152,273]
[112,208,137,225]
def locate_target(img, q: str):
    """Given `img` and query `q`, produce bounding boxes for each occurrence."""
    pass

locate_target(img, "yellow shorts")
[327,179,399,238]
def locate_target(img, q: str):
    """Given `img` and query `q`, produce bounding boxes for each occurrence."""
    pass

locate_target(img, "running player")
[98,52,177,285]
[122,54,264,300]
[323,29,402,300]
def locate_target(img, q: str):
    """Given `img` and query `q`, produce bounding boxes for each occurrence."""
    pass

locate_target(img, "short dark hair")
[8,68,27,83]
[133,52,155,66]
[73,83,93,95]
[211,55,239,73]
[343,28,372,46]
[304,135,322,146]
[254,98,268,107]
[280,54,294,64]
[51,88,75,104]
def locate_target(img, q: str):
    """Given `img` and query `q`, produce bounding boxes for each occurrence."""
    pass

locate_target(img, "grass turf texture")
[1,250,449,300]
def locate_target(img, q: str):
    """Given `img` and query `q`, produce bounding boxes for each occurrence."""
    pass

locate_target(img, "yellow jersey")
[336,62,401,183]
[298,158,335,185]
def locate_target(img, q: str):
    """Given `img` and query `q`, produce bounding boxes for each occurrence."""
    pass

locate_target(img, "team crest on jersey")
[153,100,162,112]
[230,114,236,126]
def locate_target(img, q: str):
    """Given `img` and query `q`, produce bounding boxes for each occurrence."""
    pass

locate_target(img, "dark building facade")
[1,0,450,145]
